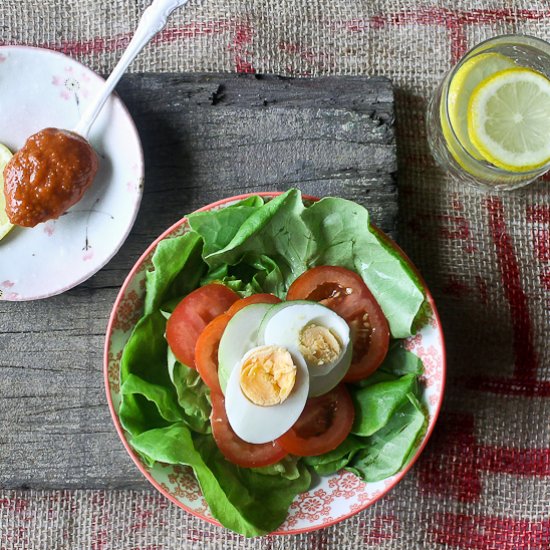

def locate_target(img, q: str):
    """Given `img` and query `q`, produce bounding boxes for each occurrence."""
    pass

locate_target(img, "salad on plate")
[113,188,439,537]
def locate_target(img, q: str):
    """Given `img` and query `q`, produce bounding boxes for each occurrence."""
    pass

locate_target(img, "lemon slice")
[447,52,516,160]
[468,67,550,171]
[0,143,14,241]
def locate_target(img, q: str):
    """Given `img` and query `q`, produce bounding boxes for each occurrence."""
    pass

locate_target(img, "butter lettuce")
[167,348,211,434]
[347,393,427,482]
[188,189,424,337]
[144,231,205,316]
[118,189,429,537]
[130,424,311,537]
[303,436,364,476]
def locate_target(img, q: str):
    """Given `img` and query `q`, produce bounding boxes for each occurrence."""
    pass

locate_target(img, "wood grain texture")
[0,73,396,489]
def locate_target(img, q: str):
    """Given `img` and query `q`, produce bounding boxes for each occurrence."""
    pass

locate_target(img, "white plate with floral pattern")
[104,192,446,536]
[0,46,143,300]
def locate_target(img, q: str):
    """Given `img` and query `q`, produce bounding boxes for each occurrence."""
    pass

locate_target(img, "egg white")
[217,303,274,394]
[225,346,310,444]
[308,342,353,397]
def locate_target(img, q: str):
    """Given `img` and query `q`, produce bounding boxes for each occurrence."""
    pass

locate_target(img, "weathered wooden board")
[0,73,396,489]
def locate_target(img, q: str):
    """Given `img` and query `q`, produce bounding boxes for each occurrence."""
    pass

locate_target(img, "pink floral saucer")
[104,193,446,535]
[0,46,143,300]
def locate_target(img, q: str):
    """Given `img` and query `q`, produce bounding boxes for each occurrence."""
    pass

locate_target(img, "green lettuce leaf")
[130,424,311,537]
[351,342,424,388]
[187,196,265,257]
[119,374,184,437]
[167,348,211,434]
[200,256,285,298]
[189,190,310,290]
[347,393,427,482]
[301,197,424,338]
[379,342,424,377]
[144,231,206,315]
[188,189,424,337]
[119,311,179,437]
[350,374,417,437]
[303,436,364,476]
[251,456,301,480]
[120,311,168,384]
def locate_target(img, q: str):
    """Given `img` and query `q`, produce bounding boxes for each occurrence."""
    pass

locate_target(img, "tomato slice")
[166,284,239,368]
[287,265,369,317]
[343,306,390,382]
[210,392,288,467]
[195,313,231,393]
[277,385,354,456]
[227,293,281,315]
[286,266,390,382]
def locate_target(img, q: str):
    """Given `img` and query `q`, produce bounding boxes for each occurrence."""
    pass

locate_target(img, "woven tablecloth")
[1,1,549,549]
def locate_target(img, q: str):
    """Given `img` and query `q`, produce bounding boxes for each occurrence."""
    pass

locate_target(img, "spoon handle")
[74,0,189,138]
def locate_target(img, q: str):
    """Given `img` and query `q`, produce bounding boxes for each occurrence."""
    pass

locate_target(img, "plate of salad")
[104,189,445,537]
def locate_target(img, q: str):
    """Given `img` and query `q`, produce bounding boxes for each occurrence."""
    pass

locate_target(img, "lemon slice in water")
[0,143,14,241]
[468,67,550,172]
[447,52,516,160]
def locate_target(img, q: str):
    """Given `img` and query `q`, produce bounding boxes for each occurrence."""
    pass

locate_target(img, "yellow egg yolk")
[299,323,342,367]
[240,345,297,407]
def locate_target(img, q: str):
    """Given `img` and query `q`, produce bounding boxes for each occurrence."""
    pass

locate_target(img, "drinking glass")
[427,34,550,190]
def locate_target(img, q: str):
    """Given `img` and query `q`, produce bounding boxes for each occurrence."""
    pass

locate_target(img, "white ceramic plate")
[0,46,143,300]
[104,193,446,535]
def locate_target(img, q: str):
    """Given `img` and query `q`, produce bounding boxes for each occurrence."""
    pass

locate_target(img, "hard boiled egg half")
[217,301,352,444]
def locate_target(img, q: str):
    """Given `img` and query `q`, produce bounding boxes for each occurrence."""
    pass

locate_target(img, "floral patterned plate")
[104,193,446,535]
[0,46,143,300]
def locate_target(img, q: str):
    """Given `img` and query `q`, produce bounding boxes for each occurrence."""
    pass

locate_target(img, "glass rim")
[441,33,550,177]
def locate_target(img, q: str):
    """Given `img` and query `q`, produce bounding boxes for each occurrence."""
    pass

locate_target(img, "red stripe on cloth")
[449,21,467,63]
[463,376,550,397]
[152,21,233,44]
[359,516,399,544]
[306,531,331,550]
[0,21,233,56]
[479,447,550,476]
[526,205,550,224]
[458,8,550,23]
[484,197,537,376]
[418,412,550,502]
[464,198,548,394]
[343,8,550,64]
[228,21,256,73]
[532,229,550,262]
[0,498,29,512]
[417,412,481,502]
[345,7,550,29]
[429,513,550,550]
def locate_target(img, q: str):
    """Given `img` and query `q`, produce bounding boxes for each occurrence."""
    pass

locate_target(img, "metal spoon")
[75,0,189,137]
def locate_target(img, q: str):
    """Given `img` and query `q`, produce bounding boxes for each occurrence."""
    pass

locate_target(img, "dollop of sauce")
[3,128,99,227]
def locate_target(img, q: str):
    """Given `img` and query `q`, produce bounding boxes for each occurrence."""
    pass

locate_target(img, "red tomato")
[195,313,231,394]
[227,293,281,316]
[210,392,288,467]
[343,306,390,382]
[166,284,239,368]
[286,266,390,382]
[277,385,354,456]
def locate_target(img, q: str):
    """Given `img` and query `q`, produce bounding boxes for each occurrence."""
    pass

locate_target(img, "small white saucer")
[0,46,143,300]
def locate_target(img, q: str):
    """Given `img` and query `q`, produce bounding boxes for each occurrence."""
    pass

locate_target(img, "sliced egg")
[225,345,309,444]
[217,303,275,394]
[261,301,351,386]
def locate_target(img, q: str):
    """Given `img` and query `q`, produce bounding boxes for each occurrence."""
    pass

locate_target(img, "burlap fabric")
[1,1,549,548]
